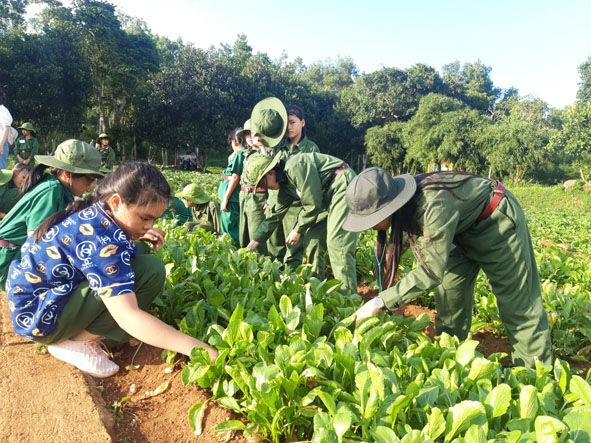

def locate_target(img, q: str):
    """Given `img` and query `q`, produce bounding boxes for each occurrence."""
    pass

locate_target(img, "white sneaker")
[47,339,120,378]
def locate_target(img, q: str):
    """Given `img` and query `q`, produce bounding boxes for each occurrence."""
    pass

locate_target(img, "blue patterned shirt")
[6,202,137,339]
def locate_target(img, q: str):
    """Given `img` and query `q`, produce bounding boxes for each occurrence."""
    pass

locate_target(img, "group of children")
[0,97,553,379]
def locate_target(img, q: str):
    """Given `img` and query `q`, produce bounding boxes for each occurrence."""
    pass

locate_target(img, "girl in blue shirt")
[6,162,218,377]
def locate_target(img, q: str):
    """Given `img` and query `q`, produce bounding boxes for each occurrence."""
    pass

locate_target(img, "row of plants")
[151,170,591,441]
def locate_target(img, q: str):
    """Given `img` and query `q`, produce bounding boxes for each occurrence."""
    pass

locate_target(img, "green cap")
[177,183,210,204]
[250,97,287,148]
[0,169,13,186]
[98,133,110,140]
[243,152,280,187]
[35,139,105,177]
[17,122,36,133]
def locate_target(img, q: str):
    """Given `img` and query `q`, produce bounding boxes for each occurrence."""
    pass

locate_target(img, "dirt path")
[0,290,112,442]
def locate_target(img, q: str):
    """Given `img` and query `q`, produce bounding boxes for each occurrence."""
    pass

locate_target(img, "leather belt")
[241,186,267,193]
[331,164,349,179]
[477,180,506,221]
[0,239,18,248]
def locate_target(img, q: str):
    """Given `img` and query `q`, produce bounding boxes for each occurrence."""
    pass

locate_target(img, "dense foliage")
[148,170,591,442]
[1,1,591,182]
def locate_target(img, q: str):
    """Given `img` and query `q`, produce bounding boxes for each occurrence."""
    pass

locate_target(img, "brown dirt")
[2,287,590,443]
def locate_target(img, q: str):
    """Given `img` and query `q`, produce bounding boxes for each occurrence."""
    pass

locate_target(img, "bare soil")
[2,287,590,443]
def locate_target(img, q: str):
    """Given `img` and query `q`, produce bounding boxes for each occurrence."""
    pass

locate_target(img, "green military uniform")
[98,145,116,170]
[14,136,40,166]
[379,174,552,368]
[268,137,322,270]
[0,181,20,217]
[162,197,192,224]
[254,152,358,294]
[0,174,74,284]
[218,148,246,247]
[239,148,269,255]
[185,201,221,233]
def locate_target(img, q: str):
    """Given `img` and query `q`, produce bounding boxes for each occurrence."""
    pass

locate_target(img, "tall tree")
[577,55,591,103]
[442,60,500,113]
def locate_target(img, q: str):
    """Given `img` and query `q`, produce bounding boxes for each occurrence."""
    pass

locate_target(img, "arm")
[102,292,218,364]
[221,173,240,211]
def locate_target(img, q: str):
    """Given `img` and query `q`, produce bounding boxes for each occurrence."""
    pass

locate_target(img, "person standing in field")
[96,133,116,170]
[6,162,218,378]
[218,127,246,247]
[245,151,359,295]
[344,167,552,368]
[0,139,103,287]
[14,122,40,166]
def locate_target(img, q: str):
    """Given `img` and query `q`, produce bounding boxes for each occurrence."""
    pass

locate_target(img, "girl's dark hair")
[377,171,478,288]
[20,164,89,195]
[286,104,307,139]
[12,163,32,195]
[228,127,244,147]
[33,162,171,242]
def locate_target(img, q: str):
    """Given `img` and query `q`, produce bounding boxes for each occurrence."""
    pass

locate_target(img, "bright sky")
[40,0,591,109]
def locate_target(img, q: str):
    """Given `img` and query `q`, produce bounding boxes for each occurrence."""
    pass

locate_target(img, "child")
[14,122,41,166]
[0,163,31,220]
[177,183,221,233]
[217,128,246,247]
[344,167,552,368]
[0,139,103,286]
[6,162,218,378]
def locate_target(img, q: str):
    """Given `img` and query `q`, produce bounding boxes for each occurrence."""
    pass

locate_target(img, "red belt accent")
[0,239,18,248]
[241,186,267,193]
[223,175,232,180]
[331,164,350,179]
[477,180,506,221]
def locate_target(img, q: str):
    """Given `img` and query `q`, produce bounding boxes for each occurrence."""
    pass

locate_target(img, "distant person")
[0,139,103,286]
[97,133,116,170]
[14,122,40,166]
[218,128,246,247]
[0,164,31,220]
[6,162,218,378]
[0,89,13,169]
[177,183,221,233]
[344,167,552,368]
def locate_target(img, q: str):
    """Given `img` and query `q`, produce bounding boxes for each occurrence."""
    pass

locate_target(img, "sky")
[37,0,591,109]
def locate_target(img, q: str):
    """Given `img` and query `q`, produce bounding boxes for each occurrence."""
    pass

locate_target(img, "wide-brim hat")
[177,183,210,204]
[236,119,252,139]
[342,167,417,232]
[250,97,287,148]
[18,122,36,133]
[243,152,281,187]
[97,133,110,140]
[35,139,105,177]
[0,169,13,186]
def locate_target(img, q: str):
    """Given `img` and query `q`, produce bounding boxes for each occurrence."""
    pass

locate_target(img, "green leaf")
[333,408,353,442]
[485,383,512,418]
[570,375,591,408]
[371,425,401,443]
[534,416,567,442]
[562,408,591,442]
[466,357,498,382]
[519,385,539,420]
[423,406,445,440]
[187,401,208,435]
[444,400,487,442]
[455,339,479,367]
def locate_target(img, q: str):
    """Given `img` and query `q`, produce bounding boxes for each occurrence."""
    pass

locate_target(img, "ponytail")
[33,194,96,243]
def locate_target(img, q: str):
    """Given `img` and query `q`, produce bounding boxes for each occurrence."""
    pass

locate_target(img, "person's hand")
[246,240,259,250]
[354,299,382,325]
[139,228,165,250]
[221,198,228,212]
[286,230,301,246]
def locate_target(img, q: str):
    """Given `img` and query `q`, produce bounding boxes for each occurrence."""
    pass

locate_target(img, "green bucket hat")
[0,169,14,186]
[177,183,210,204]
[250,97,287,148]
[17,122,36,133]
[97,133,110,140]
[35,139,105,177]
[342,167,417,232]
[243,152,281,187]
[236,119,252,139]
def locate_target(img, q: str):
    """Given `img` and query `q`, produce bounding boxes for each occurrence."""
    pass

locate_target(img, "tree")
[442,60,501,113]
[364,122,407,174]
[576,54,591,103]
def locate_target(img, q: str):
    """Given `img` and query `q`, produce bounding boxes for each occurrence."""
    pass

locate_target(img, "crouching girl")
[6,162,218,377]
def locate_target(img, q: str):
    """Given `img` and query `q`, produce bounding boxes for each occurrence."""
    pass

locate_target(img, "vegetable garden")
[132,169,591,442]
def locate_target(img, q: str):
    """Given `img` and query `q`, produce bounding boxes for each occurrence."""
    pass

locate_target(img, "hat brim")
[342,174,416,232]
[251,97,287,148]
[256,152,281,186]
[35,155,105,177]
[0,169,14,186]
